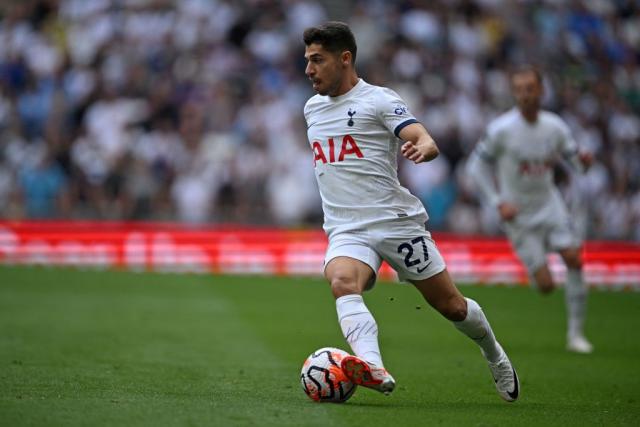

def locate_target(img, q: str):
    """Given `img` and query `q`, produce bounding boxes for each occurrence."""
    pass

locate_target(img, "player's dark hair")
[303,21,357,64]
[510,65,543,83]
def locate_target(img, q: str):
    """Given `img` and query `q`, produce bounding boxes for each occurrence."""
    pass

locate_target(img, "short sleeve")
[374,88,419,138]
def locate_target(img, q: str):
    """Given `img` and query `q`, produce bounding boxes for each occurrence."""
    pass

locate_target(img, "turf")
[0,267,639,426]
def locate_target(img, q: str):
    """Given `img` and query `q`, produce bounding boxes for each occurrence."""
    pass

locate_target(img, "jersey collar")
[328,78,365,103]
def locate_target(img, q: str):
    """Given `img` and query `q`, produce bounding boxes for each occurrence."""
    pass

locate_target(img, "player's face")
[511,72,542,114]
[304,43,344,96]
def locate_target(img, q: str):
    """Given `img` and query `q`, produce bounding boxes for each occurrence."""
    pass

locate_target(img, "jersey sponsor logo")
[312,135,364,166]
[347,108,356,127]
[394,104,408,115]
[518,159,553,176]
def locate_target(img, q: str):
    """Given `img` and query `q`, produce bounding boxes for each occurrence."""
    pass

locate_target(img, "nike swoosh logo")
[494,368,519,400]
[417,262,432,273]
[508,368,519,400]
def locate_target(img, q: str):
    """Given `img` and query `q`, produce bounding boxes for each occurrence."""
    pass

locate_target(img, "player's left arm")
[399,122,439,164]
[558,119,592,172]
[563,149,592,173]
[577,151,593,170]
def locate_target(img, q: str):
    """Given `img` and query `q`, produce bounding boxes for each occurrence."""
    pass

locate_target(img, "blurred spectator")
[16,145,69,219]
[0,0,637,241]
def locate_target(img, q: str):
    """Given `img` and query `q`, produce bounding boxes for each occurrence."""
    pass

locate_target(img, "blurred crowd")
[0,0,638,240]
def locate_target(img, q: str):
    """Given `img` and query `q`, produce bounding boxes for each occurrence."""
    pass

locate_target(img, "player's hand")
[578,151,593,171]
[497,202,518,222]
[401,141,424,163]
[401,138,438,164]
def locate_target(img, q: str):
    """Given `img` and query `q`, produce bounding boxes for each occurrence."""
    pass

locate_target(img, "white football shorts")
[324,218,447,289]
[504,214,581,273]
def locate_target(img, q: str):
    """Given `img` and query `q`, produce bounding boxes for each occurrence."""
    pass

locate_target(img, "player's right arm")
[466,128,517,221]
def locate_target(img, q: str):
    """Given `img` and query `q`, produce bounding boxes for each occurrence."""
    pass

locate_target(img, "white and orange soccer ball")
[300,347,357,403]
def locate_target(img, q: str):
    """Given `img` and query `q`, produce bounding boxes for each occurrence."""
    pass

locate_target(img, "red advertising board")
[1,221,638,290]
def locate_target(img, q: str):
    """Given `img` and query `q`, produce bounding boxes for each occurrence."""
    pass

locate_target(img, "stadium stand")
[0,0,638,240]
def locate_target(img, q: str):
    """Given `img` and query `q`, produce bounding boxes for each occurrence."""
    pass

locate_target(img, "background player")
[303,21,519,402]
[467,66,593,354]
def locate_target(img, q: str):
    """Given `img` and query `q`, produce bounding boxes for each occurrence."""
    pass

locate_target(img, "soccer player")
[466,66,593,354]
[303,21,519,402]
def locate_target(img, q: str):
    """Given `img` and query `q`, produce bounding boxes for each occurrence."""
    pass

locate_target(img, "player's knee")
[564,254,583,270]
[560,248,583,270]
[439,295,467,322]
[536,278,555,294]
[330,275,360,298]
[532,265,555,294]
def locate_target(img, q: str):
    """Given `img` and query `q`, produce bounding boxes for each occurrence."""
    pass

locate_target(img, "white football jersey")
[472,107,580,226]
[304,79,427,236]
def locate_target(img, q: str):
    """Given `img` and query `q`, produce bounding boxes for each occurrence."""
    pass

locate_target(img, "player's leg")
[531,264,555,294]
[558,246,592,353]
[376,220,518,402]
[548,210,593,353]
[411,270,519,402]
[508,226,555,294]
[326,256,382,366]
[411,270,502,361]
[324,246,396,394]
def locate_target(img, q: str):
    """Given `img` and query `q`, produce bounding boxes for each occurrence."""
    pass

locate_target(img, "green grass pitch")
[1,266,639,426]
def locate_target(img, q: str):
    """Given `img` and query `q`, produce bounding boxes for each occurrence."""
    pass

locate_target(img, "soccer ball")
[300,347,357,403]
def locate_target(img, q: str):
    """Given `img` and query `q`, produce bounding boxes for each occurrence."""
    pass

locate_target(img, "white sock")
[453,298,503,363]
[336,294,383,367]
[565,268,587,338]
